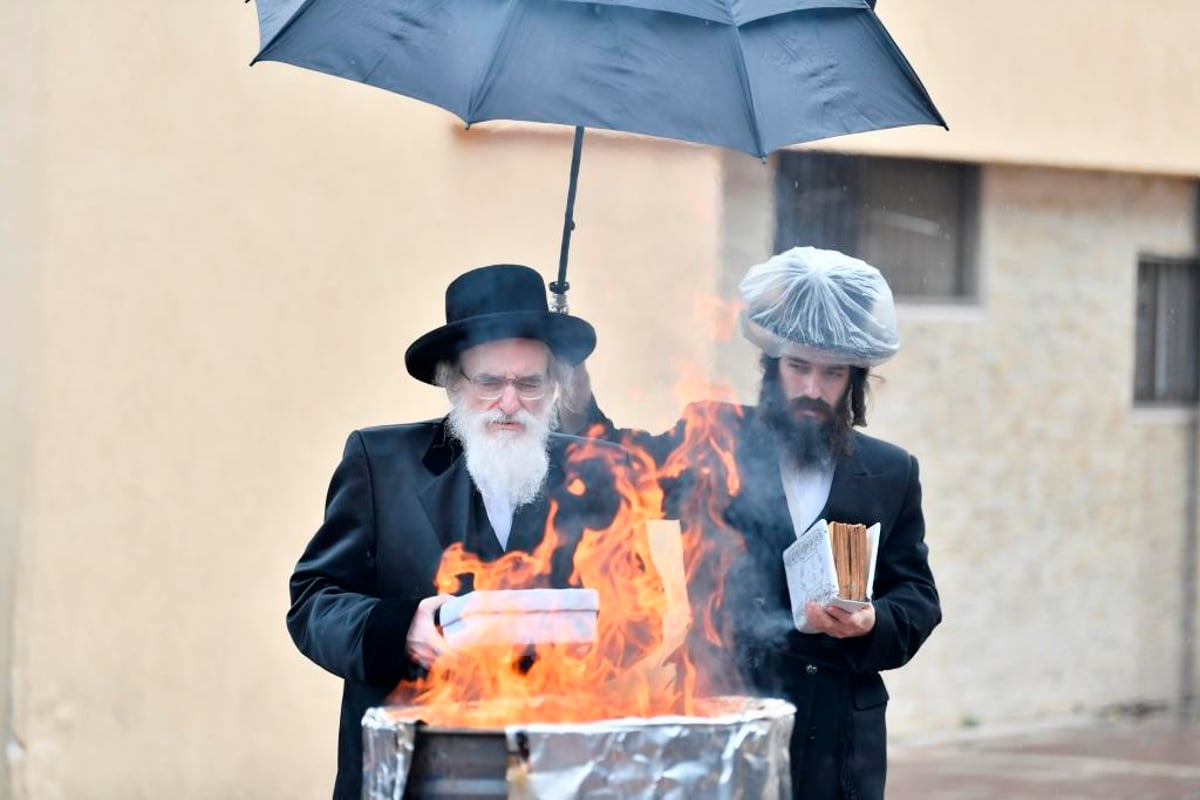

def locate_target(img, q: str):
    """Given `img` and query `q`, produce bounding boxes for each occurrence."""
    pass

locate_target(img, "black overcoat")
[595,402,941,800]
[287,419,652,800]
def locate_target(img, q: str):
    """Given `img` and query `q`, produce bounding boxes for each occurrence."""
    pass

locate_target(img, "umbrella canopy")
[253,0,943,159]
[251,0,946,304]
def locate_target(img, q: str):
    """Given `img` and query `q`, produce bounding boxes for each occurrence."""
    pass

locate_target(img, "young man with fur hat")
[576,247,941,800]
[287,264,662,800]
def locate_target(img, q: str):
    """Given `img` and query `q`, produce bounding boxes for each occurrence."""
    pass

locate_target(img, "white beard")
[447,401,553,509]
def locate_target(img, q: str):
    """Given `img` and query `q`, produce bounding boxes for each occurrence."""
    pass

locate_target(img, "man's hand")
[406,594,455,667]
[804,600,875,639]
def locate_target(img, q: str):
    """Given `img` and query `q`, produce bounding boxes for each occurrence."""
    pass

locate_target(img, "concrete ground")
[887,712,1200,799]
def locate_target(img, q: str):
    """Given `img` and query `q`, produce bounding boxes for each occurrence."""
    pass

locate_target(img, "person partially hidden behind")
[575,247,941,800]
[287,264,661,800]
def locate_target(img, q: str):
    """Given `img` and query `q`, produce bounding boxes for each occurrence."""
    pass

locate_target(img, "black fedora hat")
[405,264,597,385]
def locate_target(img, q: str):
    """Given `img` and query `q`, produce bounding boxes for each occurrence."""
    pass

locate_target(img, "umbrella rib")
[464,0,523,122]
[251,0,321,64]
[862,9,948,130]
[726,19,766,158]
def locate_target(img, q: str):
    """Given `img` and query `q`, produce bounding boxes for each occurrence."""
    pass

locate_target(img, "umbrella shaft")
[551,126,586,312]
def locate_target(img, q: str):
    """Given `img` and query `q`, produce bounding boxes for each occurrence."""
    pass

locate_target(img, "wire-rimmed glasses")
[460,371,550,401]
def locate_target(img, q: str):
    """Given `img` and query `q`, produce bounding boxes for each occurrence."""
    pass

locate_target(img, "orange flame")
[393,400,748,726]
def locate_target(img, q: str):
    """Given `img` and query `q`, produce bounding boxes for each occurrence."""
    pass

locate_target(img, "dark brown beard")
[755,375,855,467]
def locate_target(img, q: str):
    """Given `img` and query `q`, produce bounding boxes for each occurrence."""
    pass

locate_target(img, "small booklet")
[782,519,880,634]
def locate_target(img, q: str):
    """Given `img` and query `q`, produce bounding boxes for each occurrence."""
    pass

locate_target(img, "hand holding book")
[783,519,880,634]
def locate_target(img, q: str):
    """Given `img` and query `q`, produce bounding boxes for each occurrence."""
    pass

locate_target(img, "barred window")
[774,152,980,301]
[1134,255,1200,405]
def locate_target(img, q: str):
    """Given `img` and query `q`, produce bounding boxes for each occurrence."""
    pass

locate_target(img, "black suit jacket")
[288,419,655,800]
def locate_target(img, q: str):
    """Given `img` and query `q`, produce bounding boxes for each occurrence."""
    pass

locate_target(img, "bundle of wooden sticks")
[829,521,870,601]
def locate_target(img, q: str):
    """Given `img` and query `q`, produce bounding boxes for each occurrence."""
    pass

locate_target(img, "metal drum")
[364,696,796,800]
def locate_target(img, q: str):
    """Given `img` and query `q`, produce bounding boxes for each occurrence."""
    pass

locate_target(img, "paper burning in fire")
[384,393,753,728]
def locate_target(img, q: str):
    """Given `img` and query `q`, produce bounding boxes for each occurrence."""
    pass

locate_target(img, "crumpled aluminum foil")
[362,706,416,800]
[362,696,795,800]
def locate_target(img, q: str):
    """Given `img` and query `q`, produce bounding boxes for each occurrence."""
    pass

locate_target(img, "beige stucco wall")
[1,0,45,797]
[847,0,1200,176]
[4,0,1199,798]
[861,167,1198,729]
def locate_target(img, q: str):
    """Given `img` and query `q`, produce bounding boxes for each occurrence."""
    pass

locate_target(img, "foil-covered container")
[362,706,416,800]
[362,696,795,800]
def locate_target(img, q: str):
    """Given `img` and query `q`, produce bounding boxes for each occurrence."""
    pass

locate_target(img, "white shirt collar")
[479,490,515,550]
[778,455,835,539]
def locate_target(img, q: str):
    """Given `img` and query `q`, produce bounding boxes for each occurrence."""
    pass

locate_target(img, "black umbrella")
[252,0,944,307]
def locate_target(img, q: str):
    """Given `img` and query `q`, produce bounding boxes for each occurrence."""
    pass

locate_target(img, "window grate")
[1134,256,1200,405]
[774,152,979,302]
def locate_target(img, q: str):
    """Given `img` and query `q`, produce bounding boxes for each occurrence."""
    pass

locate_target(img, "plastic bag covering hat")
[739,247,899,367]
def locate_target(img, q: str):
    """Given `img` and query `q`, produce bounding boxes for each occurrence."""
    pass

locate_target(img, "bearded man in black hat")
[286,264,662,800]
[575,247,941,800]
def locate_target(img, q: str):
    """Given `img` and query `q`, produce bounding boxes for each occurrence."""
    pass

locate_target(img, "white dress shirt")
[779,455,835,538]
[480,490,515,550]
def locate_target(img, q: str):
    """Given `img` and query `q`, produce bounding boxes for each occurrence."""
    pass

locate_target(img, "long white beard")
[447,401,553,509]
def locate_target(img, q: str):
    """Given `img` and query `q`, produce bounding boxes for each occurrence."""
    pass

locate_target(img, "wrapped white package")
[438,588,600,647]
